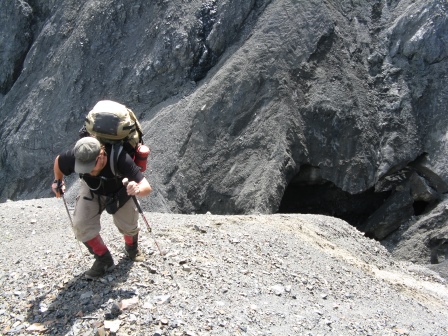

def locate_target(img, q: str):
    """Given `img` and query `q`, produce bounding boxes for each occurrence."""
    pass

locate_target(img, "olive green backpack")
[82,100,144,176]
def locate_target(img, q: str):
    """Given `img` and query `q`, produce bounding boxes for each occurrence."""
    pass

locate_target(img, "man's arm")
[52,155,66,198]
[126,177,152,197]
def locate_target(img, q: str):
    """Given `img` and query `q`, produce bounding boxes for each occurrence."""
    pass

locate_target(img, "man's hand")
[52,179,65,198]
[123,178,152,197]
[123,178,140,196]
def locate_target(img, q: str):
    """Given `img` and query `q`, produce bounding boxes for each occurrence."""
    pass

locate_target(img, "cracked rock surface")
[1,198,448,335]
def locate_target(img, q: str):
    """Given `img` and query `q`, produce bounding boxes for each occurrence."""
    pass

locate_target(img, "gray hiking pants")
[73,180,140,242]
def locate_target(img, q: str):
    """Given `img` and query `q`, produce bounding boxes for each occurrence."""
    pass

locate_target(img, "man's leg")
[123,233,145,261]
[83,235,115,279]
[73,181,115,278]
[113,198,144,261]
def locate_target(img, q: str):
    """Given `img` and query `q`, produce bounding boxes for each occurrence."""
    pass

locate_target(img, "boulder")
[362,180,414,240]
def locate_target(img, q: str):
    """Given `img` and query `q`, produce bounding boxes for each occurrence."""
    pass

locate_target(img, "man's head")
[74,137,101,174]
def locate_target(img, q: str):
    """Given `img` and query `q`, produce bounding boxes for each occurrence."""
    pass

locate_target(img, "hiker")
[51,136,152,279]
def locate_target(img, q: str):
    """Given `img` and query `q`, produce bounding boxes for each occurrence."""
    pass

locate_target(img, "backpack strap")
[79,174,106,191]
[110,142,124,177]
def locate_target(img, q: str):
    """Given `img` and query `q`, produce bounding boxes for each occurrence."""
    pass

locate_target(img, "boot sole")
[125,250,145,262]
[84,264,115,280]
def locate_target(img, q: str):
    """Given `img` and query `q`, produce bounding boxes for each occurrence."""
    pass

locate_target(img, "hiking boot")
[85,250,115,279]
[125,244,145,262]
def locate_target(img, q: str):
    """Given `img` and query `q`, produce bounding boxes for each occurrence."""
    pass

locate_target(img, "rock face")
[1,1,448,264]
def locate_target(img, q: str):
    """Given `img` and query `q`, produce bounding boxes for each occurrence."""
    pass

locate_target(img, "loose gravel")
[1,198,448,335]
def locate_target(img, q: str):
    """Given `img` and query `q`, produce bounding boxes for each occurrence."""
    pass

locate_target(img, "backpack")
[80,100,149,175]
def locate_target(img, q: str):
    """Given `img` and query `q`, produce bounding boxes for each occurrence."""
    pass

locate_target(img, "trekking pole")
[57,181,86,261]
[122,178,164,254]
[122,178,180,289]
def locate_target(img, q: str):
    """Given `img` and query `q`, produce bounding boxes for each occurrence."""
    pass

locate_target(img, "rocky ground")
[1,198,448,336]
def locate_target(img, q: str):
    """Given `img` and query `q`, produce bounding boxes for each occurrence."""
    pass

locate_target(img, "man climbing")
[51,136,152,279]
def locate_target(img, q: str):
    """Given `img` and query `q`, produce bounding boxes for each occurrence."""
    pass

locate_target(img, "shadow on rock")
[26,257,136,335]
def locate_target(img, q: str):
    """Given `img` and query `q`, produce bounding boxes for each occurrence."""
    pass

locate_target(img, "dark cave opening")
[278,173,392,228]
[413,200,430,216]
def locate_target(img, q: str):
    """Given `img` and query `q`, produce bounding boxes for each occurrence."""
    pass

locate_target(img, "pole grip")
[122,178,144,214]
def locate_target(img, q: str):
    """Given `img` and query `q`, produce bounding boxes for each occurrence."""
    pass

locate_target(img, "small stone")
[271,284,285,296]
[179,258,190,265]
[170,319,184,328]
[121,296,139,310]
[143,300,155,309]
[96,327,106,336]
[154,294,171,304]
[110,302,122,316]
[26,323,46,332]
[80,291,93,300]
[104,320,121,333]
[194,225,207,233]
